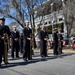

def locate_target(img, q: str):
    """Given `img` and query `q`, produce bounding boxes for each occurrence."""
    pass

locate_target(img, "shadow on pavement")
[0,52,75,69]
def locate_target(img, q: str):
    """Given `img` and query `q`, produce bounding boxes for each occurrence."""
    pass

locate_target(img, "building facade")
[34,10,67,41]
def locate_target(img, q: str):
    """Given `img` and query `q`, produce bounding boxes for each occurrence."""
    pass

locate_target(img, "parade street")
[0,49,75,75]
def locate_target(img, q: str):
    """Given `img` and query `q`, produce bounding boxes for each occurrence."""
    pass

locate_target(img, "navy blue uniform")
[39,30,48,57]
[58,33,63,54]
[0,25,10,64]
[53,32,58,55]
[23,27,32,60]
[11,31,20,58]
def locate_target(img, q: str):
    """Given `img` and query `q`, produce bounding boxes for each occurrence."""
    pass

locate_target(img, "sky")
[0,0,45,26]
[0,0,13,25]
[5,18,15,25]
[5,18,11,25]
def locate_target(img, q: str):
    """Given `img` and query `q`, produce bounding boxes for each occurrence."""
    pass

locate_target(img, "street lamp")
[34,10,38,35]
[62,0,65,7]
[51,3,53,7]
[51,3,54,34]
[51,20,54,34]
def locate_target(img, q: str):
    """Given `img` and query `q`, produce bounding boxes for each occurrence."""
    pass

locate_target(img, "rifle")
[3,33,9,65]
[30,33,33,60]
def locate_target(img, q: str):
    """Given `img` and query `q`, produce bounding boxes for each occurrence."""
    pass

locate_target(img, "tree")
[0,0,45,27]
[64,0,75,37]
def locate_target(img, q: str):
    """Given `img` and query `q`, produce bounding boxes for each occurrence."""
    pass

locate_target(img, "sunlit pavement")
[48,49,75,53]
[0,48,75,75]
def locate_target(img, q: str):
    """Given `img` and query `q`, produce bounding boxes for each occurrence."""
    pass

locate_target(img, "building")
[34,0,67,41]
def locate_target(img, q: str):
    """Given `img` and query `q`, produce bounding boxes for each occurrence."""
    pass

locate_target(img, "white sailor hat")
[0,16,5,21]
[40,24,45,27]
[25,20,29,23]
[12,26,17,28]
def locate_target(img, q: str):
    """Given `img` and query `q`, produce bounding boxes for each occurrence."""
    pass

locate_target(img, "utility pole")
[61,0,67,38]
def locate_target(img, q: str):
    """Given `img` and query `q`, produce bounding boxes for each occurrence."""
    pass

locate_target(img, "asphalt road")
[0,50,75,75]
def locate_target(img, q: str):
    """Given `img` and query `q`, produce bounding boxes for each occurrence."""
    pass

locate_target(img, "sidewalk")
[35,48,75,53]
[48,49,75,53]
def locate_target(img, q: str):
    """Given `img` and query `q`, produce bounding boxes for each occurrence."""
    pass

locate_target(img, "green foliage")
[37,27,41,32]
[45,26,52,34]
[46,23,64,34]
[53,23,64,32]
[36,23,64,34]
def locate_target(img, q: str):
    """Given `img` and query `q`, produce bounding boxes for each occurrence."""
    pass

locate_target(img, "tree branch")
[8,15,24,28]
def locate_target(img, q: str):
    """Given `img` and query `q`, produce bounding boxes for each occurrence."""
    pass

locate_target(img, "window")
[49,21,51,24]
[45,22,47,25]
[59,18,63,21]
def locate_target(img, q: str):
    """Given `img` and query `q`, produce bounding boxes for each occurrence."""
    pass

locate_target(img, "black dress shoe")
[7,62,9,64]
[20,51,23,53]
[11,56,14,59]
[16,56,20,58]
[41,55,45,58]
[45,55,49,57]
[0,63,1,66]
[41,55,44,57]
[5,62,9,64]
[23,58,28,62]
